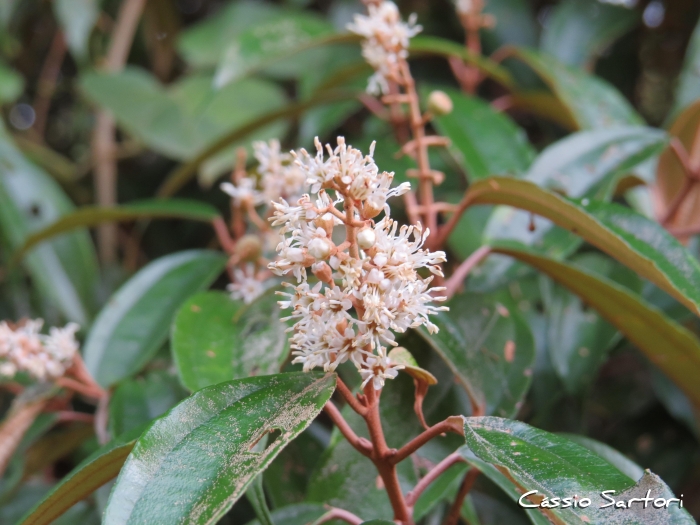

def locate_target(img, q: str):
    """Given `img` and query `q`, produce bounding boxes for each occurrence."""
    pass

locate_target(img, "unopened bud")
[235,234,263,262]
[362,196,384,219]
[427,90,453,116]
[312,261,333,283]
[314,213,336,236]
[308,237,333,260]
[357,228,376,250]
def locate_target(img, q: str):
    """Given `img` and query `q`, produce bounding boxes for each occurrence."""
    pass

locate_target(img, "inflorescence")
[347,0,422,95]
[0,319,79,381]
[268,137,447,389]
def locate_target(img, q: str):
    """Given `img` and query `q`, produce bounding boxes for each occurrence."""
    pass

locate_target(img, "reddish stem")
[324,401,373,457]
[313,507,364,525]
[445,468,480,525]
[443,246,492,299]
[390,417,464,465]
[336,376,368,416]
[406,452,465,507]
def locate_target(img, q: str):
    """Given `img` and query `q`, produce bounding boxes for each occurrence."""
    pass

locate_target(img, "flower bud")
[234,234,263,262]
[427,90,453,116]
[308,237,333,260]
[357,228,376,250]
[314,213,336,236]
[362,195,385,219]
[312,261,333,283]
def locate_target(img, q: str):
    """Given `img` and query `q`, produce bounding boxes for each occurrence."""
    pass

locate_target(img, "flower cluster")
[269,137,447,389]
[347,1,422,95]
[0,319,79,381]
[220,139,309,304]
[220,139,307,209]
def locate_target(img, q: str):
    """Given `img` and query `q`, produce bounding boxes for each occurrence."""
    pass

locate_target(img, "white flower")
[347,1,422,94]
[0,320,79,381]
[269,137,446,389]
[227,264,265,304]
[359,354,403,390]
[254,139,307,203]
[220,178,264,207]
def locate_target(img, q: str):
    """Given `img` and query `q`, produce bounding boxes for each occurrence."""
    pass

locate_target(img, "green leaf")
[461,417,693,524]
[540,0,637,68]
[104,372,336,525]
[109,371,187,437]
[52,0,98,58]
[0,61,23,103]
[11,199,220,265]
[511,47,643,129]
[213,13,338,87]
[457,176,700,319]
[540,253,641,394]
[18,427,143,525]
[0,122,99,324]
[80,69,288,161]
[491,246,700,409]
[560,434,645,482]
[482,0,538,51]
[177,1,282,68]
[408,36,514,89]
[157,89,359,197]
[245,503,325,525]
[470,127,667,290]
[413,462,469,521]
[431,88,535,181]
[672,17,700,117]
[244,503,326,525]
[246,474,274,525]
[416,291,535,417]
[172,290,291,391]
[84,250,226,387]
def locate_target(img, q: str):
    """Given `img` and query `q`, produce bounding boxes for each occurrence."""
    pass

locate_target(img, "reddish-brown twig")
[323,401,373,457]
[390,416,464,465]
[33,31,67,139]
[443,246,493,299]
[445,468,480,525]
[405,452,466,507]
[312,507,364,525]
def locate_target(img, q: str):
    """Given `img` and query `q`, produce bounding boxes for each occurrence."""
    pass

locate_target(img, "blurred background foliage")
[2,0,700,523]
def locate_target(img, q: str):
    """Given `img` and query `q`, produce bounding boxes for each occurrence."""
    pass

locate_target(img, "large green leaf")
[539,253,641,394]
[416,291,534,417]
[492,246,700,408]
[18,427,143,525]
[171,290,291,392]
[460,417,693,524]
[560,434,644,482]
[512,47,643,129]
[80,68,288,161]
[481,0,538,51]
[213,13,338,87]
[431,88,535,181]
[540,0,637,68]
[0,123,98,324]
[103,372,336,525]
[84,250,226,387]
[470,127,667,289]
[453,176,700,319]
[672,17,700,117]
[11,199,220,265]
[109,370,187,437]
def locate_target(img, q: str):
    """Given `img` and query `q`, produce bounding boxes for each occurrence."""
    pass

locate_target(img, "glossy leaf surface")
[0,123,98,324]
[493,246,700,408]
[460,176,700,318]
[417,292,534,417]
[461,417,693,523]
[84,250,226,386]
[104,372,336,525]
[19,427,142,525]
[172,290,291,391]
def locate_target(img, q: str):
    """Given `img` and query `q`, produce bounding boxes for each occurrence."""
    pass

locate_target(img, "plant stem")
[390,417,464,465]
[0,397,49,477]
[336,376,368,415]
[445,468,480,525]
[363,385,412,524]
[312,507,364,525]
[443,246,492,299]
[406,452,465,507]
[399,60,438,235]
[323,401,373,457]
[33,30,67,139]
[92,0,147,264]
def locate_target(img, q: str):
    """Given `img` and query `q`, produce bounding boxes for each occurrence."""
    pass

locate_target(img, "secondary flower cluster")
[347,0,422,95]
[220,139,309,304]
[269,137,447,389]
[0,319,79,381]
